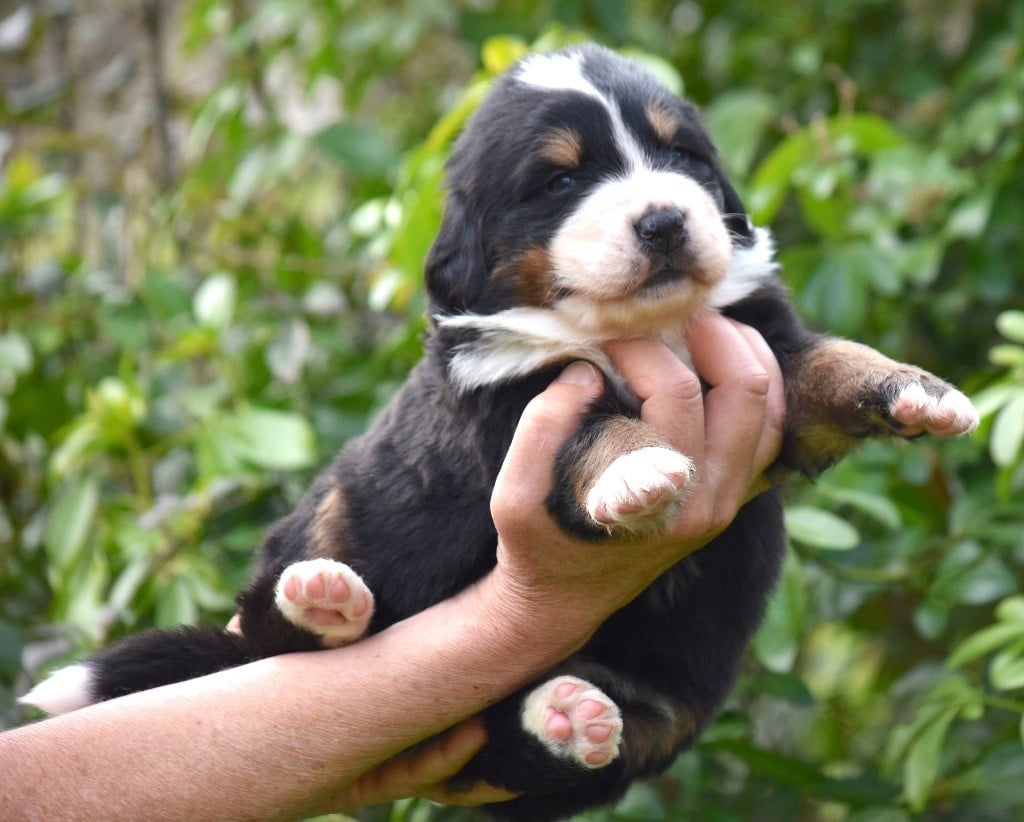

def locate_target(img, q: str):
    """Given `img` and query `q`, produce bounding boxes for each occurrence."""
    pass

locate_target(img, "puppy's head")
[426,44,754,336]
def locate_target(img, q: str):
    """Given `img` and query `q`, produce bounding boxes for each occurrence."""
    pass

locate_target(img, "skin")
[0,315,784,821]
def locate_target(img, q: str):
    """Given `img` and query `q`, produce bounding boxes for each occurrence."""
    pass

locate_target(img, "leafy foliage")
[2,1,1023,819]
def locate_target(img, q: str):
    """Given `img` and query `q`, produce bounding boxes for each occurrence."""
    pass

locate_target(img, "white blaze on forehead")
[515,50,647,173]
[516,51,605,100]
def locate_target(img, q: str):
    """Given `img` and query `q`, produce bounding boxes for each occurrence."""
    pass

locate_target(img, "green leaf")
[955,557,1018,605]
[817,483,903,530]
[997,596,1024,625]
[903,705,959,811]
[63,546,110,638]
[914,598,948,641]
[948,622,1024,668]
[996,310,1024,344]
[0,620,26,677]
[610,781,665,819]
[990,394,1024,467]
[971,384,1019,419]
[155,576,199,628]
[44,476,100,575]
[705,90,776,179]
[0,330,33,382]
[749,131,810,223]
[314,121,397,182]
[225,407,318,471]
[800,252,868,335]
[989,641,1024,691]
[754,552,807,671]
[481,35,528,75]
[989,344,1024,369]
[193,272,237,330]
[785,505,860,550]
[750,671,816,706]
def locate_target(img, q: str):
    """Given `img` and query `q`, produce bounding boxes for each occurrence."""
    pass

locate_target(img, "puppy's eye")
[547,172,577,194]
[670,146,714,180]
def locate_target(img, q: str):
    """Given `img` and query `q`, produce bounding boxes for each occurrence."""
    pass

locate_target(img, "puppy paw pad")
[275,558,374,646]
[890,383,979,437]
[522,675,622,770]
[586,447,694,529]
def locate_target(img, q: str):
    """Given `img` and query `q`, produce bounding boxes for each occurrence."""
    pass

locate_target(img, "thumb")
[492,361,603,519]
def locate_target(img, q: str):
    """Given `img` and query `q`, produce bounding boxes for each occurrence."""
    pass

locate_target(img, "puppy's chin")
[552,280,715,338]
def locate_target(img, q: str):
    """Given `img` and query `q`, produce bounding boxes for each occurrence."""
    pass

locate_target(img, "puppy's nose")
[635,207,687,255]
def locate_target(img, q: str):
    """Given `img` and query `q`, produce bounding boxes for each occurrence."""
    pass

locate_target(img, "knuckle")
[738,364,772,399]
[709,499,740,535]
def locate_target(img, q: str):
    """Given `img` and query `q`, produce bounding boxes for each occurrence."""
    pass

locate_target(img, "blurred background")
[1,1,1023,819]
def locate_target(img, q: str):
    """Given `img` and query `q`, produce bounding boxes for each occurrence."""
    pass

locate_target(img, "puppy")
[22,44,978,821]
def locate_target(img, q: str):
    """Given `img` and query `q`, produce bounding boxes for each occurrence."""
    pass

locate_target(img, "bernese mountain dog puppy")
[22,44,979,820]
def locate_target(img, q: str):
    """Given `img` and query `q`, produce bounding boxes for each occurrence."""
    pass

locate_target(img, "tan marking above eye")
[646,100,682,146]
[539,127,583,169]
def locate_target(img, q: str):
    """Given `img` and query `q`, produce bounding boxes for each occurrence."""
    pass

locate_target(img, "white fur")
[891,383,980,435]
[709,227,779,309]
[549,170,731,313]
[436,227,778,394]
[516,49,646,173]
[516,51,604,101]
[586,447,695,530]
[438,307,625,394]
[275,558,374,646]
[19,663,95,715]
[938,389,980,434]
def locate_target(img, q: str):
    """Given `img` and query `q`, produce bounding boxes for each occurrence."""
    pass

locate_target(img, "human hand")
[327,719,516,811]
[489,313,785,630]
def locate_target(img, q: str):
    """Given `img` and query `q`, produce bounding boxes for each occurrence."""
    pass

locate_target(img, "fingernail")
[556,361,600,388]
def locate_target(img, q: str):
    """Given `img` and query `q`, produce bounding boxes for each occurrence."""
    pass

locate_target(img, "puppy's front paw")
[522,676,622,769]
[275,558,374,647]
[890,381,979,438]
[585,447,694,532]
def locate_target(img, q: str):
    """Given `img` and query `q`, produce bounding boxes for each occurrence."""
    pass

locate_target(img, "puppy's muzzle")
[635,207,688,256]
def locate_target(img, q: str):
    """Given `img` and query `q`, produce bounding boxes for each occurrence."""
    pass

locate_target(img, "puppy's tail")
[19,626,257,715]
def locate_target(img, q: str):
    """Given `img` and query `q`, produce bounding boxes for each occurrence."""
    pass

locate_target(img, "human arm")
[0,315,783,821]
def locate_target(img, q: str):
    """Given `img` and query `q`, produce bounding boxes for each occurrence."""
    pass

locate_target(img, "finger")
[492,361,603,528]
[409,720,518,806]
[731,321,785,477]
[335,720,496,810]
[687,315,772,514]
[418,777,519,806]
[602,337,705,470]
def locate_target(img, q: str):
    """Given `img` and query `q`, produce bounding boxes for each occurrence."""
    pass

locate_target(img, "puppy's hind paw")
[275,558,374,647]
[522,675,622,769]
[586,447,694,532]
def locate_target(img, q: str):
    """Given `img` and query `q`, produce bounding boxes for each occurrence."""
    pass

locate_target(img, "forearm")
[1,573,590,822]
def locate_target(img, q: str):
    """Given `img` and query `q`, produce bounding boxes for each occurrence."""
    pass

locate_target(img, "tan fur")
[620,701,697,771]
[646,100,682,145]
[787,338,933,471]
[571,417,673,511]
[502,245,558,307]
[309,485,349,559]
[539,127,583,169]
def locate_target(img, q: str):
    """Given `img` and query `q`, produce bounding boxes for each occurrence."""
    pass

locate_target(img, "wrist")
[472,563,607,662]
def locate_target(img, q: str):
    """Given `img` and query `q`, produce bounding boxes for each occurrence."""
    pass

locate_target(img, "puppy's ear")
[424,194,487,313]
[719,174,756,247]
